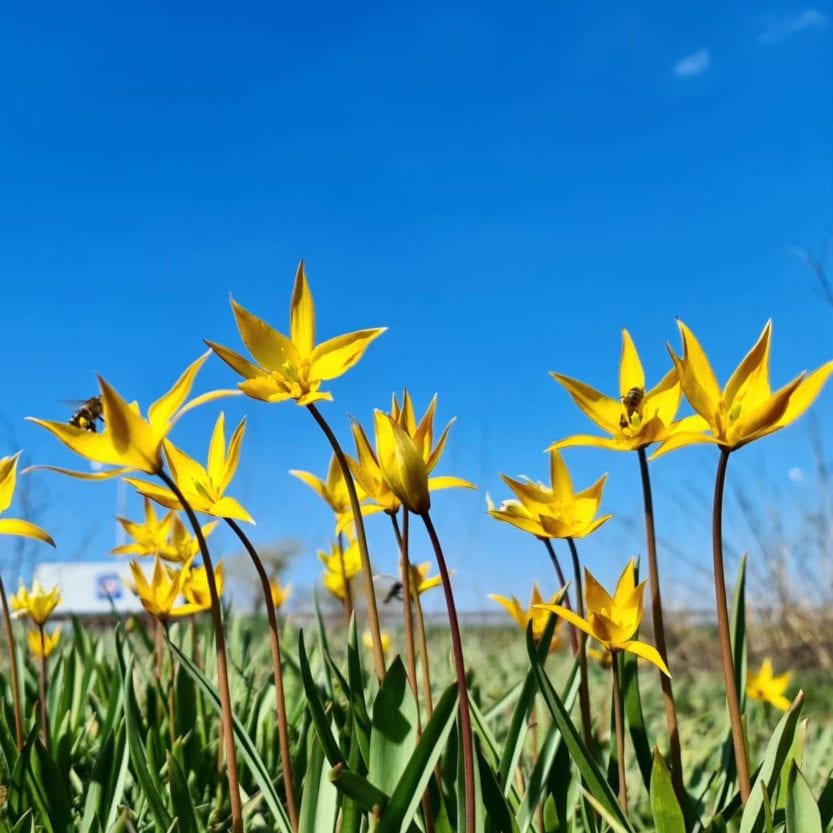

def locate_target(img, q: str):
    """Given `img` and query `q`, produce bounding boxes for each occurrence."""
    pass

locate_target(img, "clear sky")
[1,2,831,611]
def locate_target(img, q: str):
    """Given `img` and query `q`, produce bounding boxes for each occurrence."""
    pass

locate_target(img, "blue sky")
[1,2,831,611]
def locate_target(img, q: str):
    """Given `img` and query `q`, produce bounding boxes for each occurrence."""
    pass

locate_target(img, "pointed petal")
[0,453,21,514]
[731,373,804,447]
[623,641,671,676]
[23,462,133,480]
[775,359,833,430]
[549,372,622,434]
[148,351,211,430]
[674,321,722,422]
[238,376,292,402]
[289,470,329,502]
[290,260,315,357]
[427,475,477,492]
[649,432,718,460]
[231,297,299,371]
[171,389,241,426]
[123,478,182,510]
[584,568,614,613]
[548,434,628,452]
[488,594,526,630]
[221,418,246,494]
[310,328,387,381]
[207,413,226,486]
[164,442,210,496]
[204,340,265,380]
[533,603,597,641]
[724,320,772,407]
[548,451,575,502]
[0,519,55,546]
[643,367,682,426]
[374,410,430,514]
[619,329,645,397]
[211,496,255,523]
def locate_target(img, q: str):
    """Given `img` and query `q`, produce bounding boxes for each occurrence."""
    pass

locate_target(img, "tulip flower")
[0,454,54,545]
[536,559,669,675]
[11,580,61,626]
[124,413,253,523]
[363,629,392,654]
[390,390,454,472]
[549,329,706,453]
[129,557,203,623]
[28,352,232,477]
[207,260,386,406]
[112,498,176,557]
[181,561,224,612]
[489,583,562,649]
[655,320,833,456]
[320,538,362,600]
[488,450,611,540]
[409,562,442,597]
[28,625,61,659]
[746,658,791,712]
[270,578,292,609]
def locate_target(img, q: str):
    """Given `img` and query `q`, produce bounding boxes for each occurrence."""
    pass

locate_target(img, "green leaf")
[168,639,293,832]
[622,649,653,791]
[785,763,822,833]
[525,624,634,833]
[739,692,805,833]
[376,683,459,833]
[298,630,345,768]
[168,751,202,833]
[730,554,748,713]
[329,765,390,813]
[299,725,339,833]
[477,743,519,833]
[650,750,686,833]
[369,657,418,797]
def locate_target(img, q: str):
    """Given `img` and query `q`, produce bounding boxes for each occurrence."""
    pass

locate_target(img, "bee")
[620,387,644,428]
[69,397,104,433]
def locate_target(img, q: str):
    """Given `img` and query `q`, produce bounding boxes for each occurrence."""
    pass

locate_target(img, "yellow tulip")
[489,583,562,650]
[0,453,54,546]
[128,557,203,622]
[28,626,61,659]
[656,320,833,456]
[181,560,224,611]
[550,329,707,452]
[28,352,233,477]
[290,454,379,531]
[124,413,253,523]
[320,538,362,600]
[488,450,611,539]
[536,559,670,675]
[746,658,791,711]
[364,629,392,654]
[207,260,386,406]
[11,580,61,626]
[390,390,454,472]
[270,578,292,609]
[112,498,176,557]
[409,562,442,597]
[165,516,220,563]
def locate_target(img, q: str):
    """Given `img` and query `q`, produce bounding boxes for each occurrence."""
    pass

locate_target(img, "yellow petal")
[147,351,211,431]
[99,377,160,472]
[290,260,315,357]
[211,496,255,523]
[584,568,614,614]
[0,453,21,514]
[775,359,833,430]
[310,328,387,381]
[534,603,597,642]
[123,478,182,511]
[622,640,671,676]
[231,297,299,372]
[673,321,722,423]
[488,594,525,630]
[649,432,718,460]
[374,410,430,514]
[549,373,622,434]
[24,463,133,480]
[730,373,803,447]
[427,475,477,492]
[171,389,242,426]
[0,519,55,546]
[206,413,227,487]
[724,321,772,408]
[238,376,293,402]
[164,442,210,497]
[204,340,265,380]
[619,329,645,398]
[548,451,575,503]
[643,368,681,427]
[221,418,246,494]
[548,434,629,452]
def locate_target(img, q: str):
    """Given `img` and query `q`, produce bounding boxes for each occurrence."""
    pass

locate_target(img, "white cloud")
[788,466,805,482]
[760,9,828,43]
[673,48,711,78]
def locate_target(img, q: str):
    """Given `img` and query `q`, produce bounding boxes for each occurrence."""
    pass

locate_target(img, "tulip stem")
[712,448,752,804]
[566,537,594,754]
[225,518,299,833]
[38,625,49,750]
[307,403,386,681]
[421,511,475,833]
[391,513,420,711]
[636,447,685,803]
[541,539,579,655]
[157,470,244,833]
[0,575,23,751]
[165,624,177,745]
[337,532,354,627]
[610,652,628,813]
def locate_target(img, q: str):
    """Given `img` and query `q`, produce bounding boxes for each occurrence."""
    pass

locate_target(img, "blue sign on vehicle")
[96,573,123,600]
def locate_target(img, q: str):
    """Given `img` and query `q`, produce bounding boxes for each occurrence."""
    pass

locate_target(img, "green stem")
[337,531,354,627]
[541,538,579,655]
[225,518,299,832]
[391,512,420,711]
[157,470,244,833]
[38,625,49,750]
[0,576,23,751]
[636,447,685,802]
[307,403,386,681]
[421,511,475,833]
[611,652,628,813]
[712,448,752,803]
[566,537,594,753]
